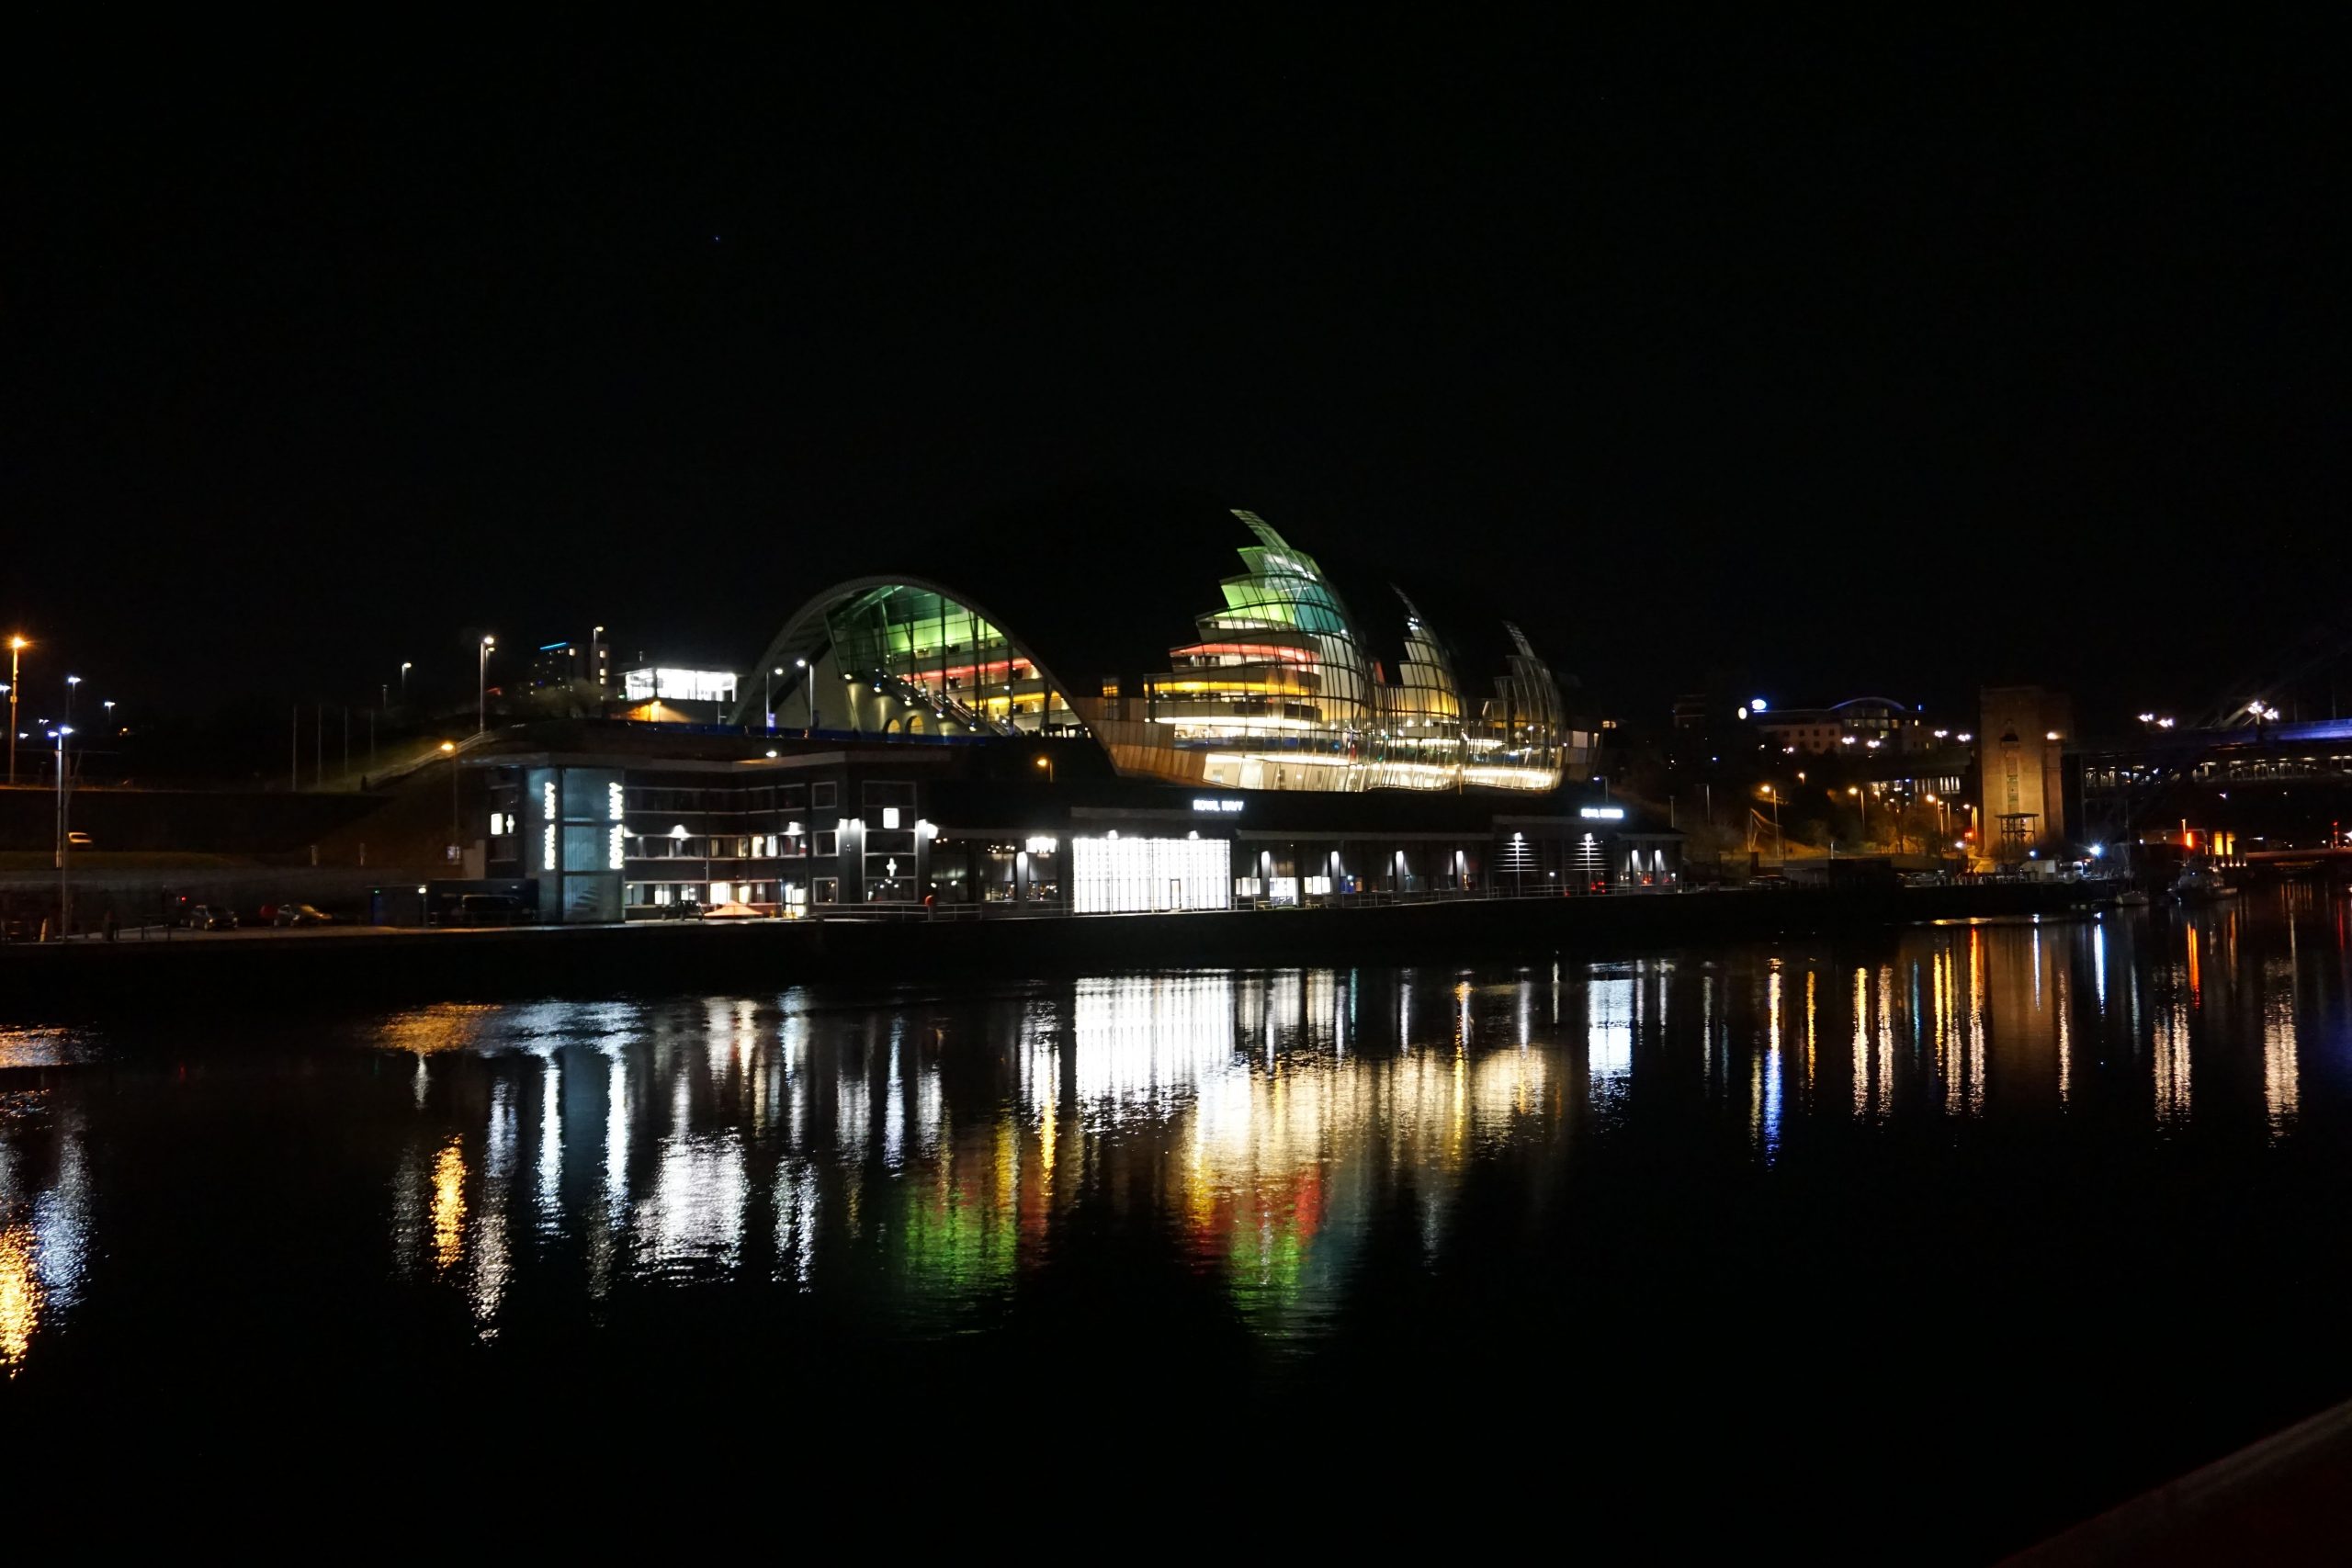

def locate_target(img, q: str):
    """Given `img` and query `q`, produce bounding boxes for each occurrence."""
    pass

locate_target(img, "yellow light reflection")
[0,1224,40,1375]
[431,1136,467,1269]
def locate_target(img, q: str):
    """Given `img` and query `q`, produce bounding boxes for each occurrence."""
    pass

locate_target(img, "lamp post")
[64,673,80,731]
[52,725,73,934]
[1035,752,1055,784]
[440,740,459,852]
[400,660,413,706]
[591,626,605,694]
[764,666,783,731]
[1761,784,1781,862]
[6,635,25,784]
[797,656,812,732]
[477,636,495,735]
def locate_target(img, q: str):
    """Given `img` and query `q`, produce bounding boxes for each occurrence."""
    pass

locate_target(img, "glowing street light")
[400,660,413,705]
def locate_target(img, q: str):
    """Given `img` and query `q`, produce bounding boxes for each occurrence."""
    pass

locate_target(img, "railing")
[811,882,1680,923]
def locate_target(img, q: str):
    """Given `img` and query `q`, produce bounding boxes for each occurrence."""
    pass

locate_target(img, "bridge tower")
[1979,686,2073,860]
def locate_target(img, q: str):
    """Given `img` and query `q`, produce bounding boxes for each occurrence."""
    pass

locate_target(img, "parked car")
[273,902,333,927]
[186,903,238,931]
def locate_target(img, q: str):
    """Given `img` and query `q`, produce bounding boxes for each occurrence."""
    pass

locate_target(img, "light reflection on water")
[1,898,2348,1385]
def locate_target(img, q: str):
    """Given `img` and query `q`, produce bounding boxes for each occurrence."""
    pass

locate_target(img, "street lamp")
[400,661,413,705]
[1759,784,1781,861]
[764,665,783,731]
[64,673,80,731]
[796,656,812,731]
[477,637,495,734]
[51,724,73,933]
[1035,752,1055,784]
[440,740,459,853]
[6,635,24,784]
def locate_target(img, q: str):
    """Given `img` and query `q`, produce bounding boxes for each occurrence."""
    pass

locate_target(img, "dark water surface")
[7,893,2352,1551]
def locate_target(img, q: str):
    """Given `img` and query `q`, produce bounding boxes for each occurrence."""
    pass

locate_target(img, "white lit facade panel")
[1071,836,1232,914]
[621,667,739,703]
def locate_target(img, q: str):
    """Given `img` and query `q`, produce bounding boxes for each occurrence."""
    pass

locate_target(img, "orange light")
[439,741,456,754]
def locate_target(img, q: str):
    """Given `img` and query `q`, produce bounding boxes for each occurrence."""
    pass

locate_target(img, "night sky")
[6,26,2342,732]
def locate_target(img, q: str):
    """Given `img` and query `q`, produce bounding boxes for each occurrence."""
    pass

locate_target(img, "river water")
[6,893,2351,1550]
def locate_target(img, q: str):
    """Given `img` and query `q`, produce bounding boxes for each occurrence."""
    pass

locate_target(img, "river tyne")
[6,892,2350,1555]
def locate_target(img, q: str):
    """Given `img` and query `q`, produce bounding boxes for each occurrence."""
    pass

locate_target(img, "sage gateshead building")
[739,509,1594,794]
[474,502,1675,920]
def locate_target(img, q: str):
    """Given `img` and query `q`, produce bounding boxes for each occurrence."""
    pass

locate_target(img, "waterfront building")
[458,502,1665,921]
[474,734,1672,921]
[736,508,1598,795]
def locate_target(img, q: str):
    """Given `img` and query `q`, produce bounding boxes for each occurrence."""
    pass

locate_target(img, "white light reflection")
[1851,967,1871,1118]
[537,1053,562,1230]
[2262,957,2299,1140]
[1589,977,1634,1084]
[775,1159,820,1286]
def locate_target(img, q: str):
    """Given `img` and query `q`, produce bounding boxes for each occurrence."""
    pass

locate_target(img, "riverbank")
[0,879,2115,1015]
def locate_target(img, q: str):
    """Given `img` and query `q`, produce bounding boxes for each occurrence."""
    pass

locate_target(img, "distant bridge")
[2076,717,2352,845]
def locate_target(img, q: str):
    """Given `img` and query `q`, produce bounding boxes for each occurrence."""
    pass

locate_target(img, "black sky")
[5,22,2343,729]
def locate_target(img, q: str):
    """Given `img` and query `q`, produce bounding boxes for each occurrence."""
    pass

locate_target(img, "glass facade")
[744,511,1584,795]
[819,584,1079,736]
[1142,514,1570,793]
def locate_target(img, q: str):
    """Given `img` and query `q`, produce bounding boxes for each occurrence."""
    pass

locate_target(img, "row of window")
[620,779,916,814]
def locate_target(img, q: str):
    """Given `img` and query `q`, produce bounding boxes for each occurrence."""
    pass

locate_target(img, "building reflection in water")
[353,908,2347,1343]
[3,901,2346,1374]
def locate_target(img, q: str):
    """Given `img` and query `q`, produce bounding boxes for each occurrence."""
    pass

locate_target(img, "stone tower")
[1978,686,2073,860]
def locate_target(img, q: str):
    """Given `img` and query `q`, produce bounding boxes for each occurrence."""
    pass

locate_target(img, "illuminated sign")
[1579,806,1625,820]
[607,782,624,822]
[542,781,557,822]
[607,824,626,871]
[620,667,738,703]
[1191,797,1244,814]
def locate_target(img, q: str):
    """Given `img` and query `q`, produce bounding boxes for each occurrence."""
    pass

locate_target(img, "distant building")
[528,632,613,694]
[529,641,582,688]
[1754,696,1936,755]
[1978,686,2073,858]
